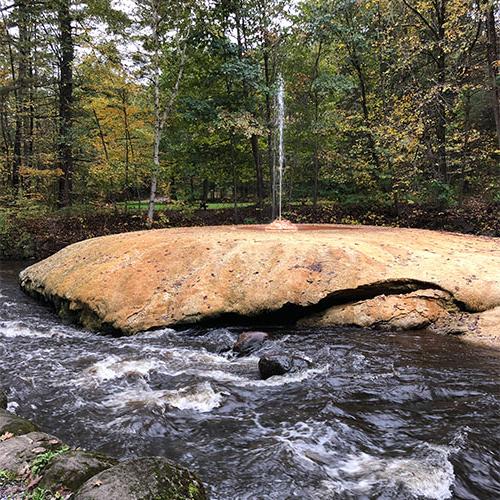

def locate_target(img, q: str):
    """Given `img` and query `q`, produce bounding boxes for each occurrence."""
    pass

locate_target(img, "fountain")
[267,74,297,231]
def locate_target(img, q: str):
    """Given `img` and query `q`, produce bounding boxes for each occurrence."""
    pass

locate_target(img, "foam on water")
[0,321,47,338]
[163,382,224,412]
[328,447,455,499]
[100,381,224,413]
[0,320,89,340]
[275,421,460,499]
[83,355,163,382]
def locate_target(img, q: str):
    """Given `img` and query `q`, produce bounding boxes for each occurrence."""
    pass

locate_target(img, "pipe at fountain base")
[265,219,298,231]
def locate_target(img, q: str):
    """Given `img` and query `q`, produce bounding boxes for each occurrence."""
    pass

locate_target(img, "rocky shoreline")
[0,389,207,500]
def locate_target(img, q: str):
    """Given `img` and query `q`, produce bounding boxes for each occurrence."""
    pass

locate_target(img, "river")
[1,262,499,499]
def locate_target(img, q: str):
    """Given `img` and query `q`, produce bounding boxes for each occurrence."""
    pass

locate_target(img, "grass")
[27,488,50,500]
[115,200,255,212]
[0,468,17,484]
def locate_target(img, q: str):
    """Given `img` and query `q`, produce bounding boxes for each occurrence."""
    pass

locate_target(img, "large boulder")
[0,409,38,437]
[38,450,118,492]
[73,457,207,500]
[19,225,500,344]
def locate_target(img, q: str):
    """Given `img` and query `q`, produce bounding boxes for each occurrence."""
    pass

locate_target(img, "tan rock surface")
[19,225,500,341]
[298,289,456,330]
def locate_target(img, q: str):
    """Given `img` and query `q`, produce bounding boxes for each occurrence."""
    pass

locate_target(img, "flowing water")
[1,262,499,499]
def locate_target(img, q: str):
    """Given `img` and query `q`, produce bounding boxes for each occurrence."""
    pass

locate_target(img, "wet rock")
[233,331,269,356]
[0,409,38,436]
[258,354,310,380]
[201,328,236,354]
[0,389,7,409]
[74,457,207,500]
[39,450,118,492]
[0,431,64,475]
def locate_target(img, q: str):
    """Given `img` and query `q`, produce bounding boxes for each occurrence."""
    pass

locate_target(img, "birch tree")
[135,0,193,226]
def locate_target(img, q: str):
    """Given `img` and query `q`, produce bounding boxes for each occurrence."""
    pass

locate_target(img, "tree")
[133,0,194,225]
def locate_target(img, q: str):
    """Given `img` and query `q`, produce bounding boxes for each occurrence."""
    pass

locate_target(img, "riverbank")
[1,199,498,261]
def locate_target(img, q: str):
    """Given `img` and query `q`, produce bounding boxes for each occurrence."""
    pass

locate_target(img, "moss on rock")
[74,457,207,500]
[0,409,38,436]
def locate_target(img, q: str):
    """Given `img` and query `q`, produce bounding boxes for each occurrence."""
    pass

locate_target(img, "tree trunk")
[147,7,161,227]
[486,3,500,149]
[351,53,381,172]
[251,134,264,207]
[92,108,109,161]
[230,134,238,223]
[202,178,209,204]
[121,90,131,204]
[57,0,74,207]
[435,0,448,182]
[13,0,30,189]
[146,15,188,226]
[312,148,319,208]
[147,68,161,226]
[264,51,275,219]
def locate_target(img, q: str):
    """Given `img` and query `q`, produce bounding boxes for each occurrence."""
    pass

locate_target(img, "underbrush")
[0,199,498,261]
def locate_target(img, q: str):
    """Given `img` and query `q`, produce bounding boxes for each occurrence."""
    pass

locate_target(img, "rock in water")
[19,225,500,344]
[200,328,236,354]
[259,354,310,380]
[74,457,207,500]
[0,389,7,409]
[233,331,269,356]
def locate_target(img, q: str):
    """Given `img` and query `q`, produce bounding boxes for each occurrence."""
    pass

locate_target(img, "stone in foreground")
[0,409,38,437]
[232,331,269,356]
[19,225,500,344]
[74,457,207,500]
[0,431,63,475]
[38,450,118,492]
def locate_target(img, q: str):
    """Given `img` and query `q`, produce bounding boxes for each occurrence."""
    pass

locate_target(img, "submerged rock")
[233,331,269,356]
[0,389,7,409]
[19,225,500,343]
[258,354,310,380]
[0,431,64,475]
[38,450,118,492]
[0,409,38,436]
[74,457,207,500]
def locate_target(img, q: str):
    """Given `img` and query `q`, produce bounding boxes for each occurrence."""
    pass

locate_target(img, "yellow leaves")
[215,110,264,138]
[19,167,63,178]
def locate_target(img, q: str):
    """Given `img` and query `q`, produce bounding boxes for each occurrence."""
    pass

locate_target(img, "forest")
[0,0,499,257]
